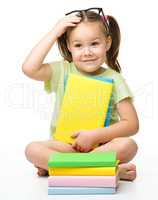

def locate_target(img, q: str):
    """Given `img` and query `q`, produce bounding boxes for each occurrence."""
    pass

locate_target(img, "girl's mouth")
[83,59,96,62]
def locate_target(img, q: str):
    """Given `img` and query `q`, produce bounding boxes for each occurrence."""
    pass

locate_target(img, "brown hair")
[57,10,121,73]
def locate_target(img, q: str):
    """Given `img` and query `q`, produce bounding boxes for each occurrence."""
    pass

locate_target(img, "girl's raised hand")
[53,14,82,38]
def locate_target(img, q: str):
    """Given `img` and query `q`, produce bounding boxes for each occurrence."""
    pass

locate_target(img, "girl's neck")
[76,65,107,76]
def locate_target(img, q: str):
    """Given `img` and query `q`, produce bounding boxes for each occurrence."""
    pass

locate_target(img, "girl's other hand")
[53,14,82,38]
[71,130,99,152]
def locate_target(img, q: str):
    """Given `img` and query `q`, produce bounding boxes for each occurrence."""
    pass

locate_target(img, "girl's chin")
[78,68,103,76]
[75,63,102,74]
[84,67,100,73]
[80,65,99,71]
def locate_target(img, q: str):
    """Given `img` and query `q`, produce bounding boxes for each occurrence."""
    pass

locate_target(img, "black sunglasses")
[65,7,109,34]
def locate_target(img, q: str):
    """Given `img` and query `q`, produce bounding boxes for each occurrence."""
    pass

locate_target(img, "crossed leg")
[25,137,138,180]
[25,140,77,176]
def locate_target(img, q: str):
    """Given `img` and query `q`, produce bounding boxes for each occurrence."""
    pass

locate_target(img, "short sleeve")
[44,61,62,93]
[112,73,134,104]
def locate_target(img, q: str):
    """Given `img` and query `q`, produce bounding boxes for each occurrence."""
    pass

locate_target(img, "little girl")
[23,8,139,181]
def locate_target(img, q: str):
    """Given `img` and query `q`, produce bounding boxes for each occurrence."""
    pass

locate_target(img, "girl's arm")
[95,98,139,144]
[71,98,139,152]
[22,14,81,81]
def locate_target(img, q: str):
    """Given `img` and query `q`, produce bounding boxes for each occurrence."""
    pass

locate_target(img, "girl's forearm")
[22,28,59,72]
[95,120,139,144]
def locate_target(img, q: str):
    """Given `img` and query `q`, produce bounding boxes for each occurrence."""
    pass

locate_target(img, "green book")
[48,152,117,167]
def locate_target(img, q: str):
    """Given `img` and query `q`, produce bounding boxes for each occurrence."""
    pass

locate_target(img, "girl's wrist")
[50,27,61,40]
[94,128,107,144]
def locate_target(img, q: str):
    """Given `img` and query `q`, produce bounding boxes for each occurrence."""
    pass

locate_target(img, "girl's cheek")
[97,47,107,55]
[91,49,102,56]
[72,51,81,59]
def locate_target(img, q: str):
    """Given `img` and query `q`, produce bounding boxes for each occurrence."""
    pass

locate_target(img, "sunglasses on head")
[65,7,109,34]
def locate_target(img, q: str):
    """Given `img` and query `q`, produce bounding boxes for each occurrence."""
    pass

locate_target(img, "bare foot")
[34,165,48,176]
[118,163,136,181]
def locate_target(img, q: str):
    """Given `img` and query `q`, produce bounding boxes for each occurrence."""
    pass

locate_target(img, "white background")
[0,0,158,199]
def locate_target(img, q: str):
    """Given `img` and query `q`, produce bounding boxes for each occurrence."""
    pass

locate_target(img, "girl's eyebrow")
[72,37,101,43]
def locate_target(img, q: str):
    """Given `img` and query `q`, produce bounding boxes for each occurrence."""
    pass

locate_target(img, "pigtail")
[106,16,121,73]
[57,32,72,62]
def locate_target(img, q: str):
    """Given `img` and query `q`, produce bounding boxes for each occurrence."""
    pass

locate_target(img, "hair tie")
[101,15,110,26]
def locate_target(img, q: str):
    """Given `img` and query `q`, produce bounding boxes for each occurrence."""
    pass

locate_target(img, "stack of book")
[48,152,119,195]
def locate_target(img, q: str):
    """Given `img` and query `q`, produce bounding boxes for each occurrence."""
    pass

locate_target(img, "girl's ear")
[105,36,112,51]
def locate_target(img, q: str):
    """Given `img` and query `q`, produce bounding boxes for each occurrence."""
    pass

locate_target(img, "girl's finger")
[67,20,81,26]
[66,22,78,27]
[67,13,81,18]
[66,16,81,22]
[79,147,85,152]
[72,142,76,149]
[75,144,81,152]
[72,143,80,152]
[71,131,80,138]
[78,145,84,152]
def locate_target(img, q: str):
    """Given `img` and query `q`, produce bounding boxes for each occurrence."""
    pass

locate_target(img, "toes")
[37,170,43,176]
[120,170,136,181]
[126,171,136,181]
[127,163,136,171]
[34,165,48,176]
[119,163,136,171]
[37,170,48,176]
[37,168,48,176]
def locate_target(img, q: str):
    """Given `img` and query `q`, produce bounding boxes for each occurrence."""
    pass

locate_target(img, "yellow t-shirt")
[44,60,133,138]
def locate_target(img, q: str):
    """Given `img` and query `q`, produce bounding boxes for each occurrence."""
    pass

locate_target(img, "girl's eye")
[74,44,81,47]
[91,42,99,46]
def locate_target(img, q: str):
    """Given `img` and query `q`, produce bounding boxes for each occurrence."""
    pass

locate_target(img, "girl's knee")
[124,138,138,155]
[113,137,138,152]
[25,141,41,161]
[112,137,138,162]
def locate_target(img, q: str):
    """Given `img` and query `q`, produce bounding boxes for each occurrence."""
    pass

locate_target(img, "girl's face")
[67,22,111,74]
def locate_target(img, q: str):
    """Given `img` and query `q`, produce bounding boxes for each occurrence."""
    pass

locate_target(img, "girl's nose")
[83,47,93,56]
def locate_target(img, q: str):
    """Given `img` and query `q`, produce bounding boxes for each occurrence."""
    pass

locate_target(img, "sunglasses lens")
[86,8,101,14]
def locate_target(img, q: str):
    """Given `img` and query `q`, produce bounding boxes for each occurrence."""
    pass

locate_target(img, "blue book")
[48,186,116,195]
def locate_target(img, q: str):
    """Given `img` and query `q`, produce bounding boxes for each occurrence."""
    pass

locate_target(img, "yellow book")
[54,74,113,144]
[48,166,117,176]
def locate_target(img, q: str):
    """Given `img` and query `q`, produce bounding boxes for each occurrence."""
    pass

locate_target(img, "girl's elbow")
[134,123,139,134]
[130,119,139,135]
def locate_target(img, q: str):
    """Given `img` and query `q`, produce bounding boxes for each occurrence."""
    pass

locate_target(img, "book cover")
[48,152,117,167]
[54,74,113,143]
